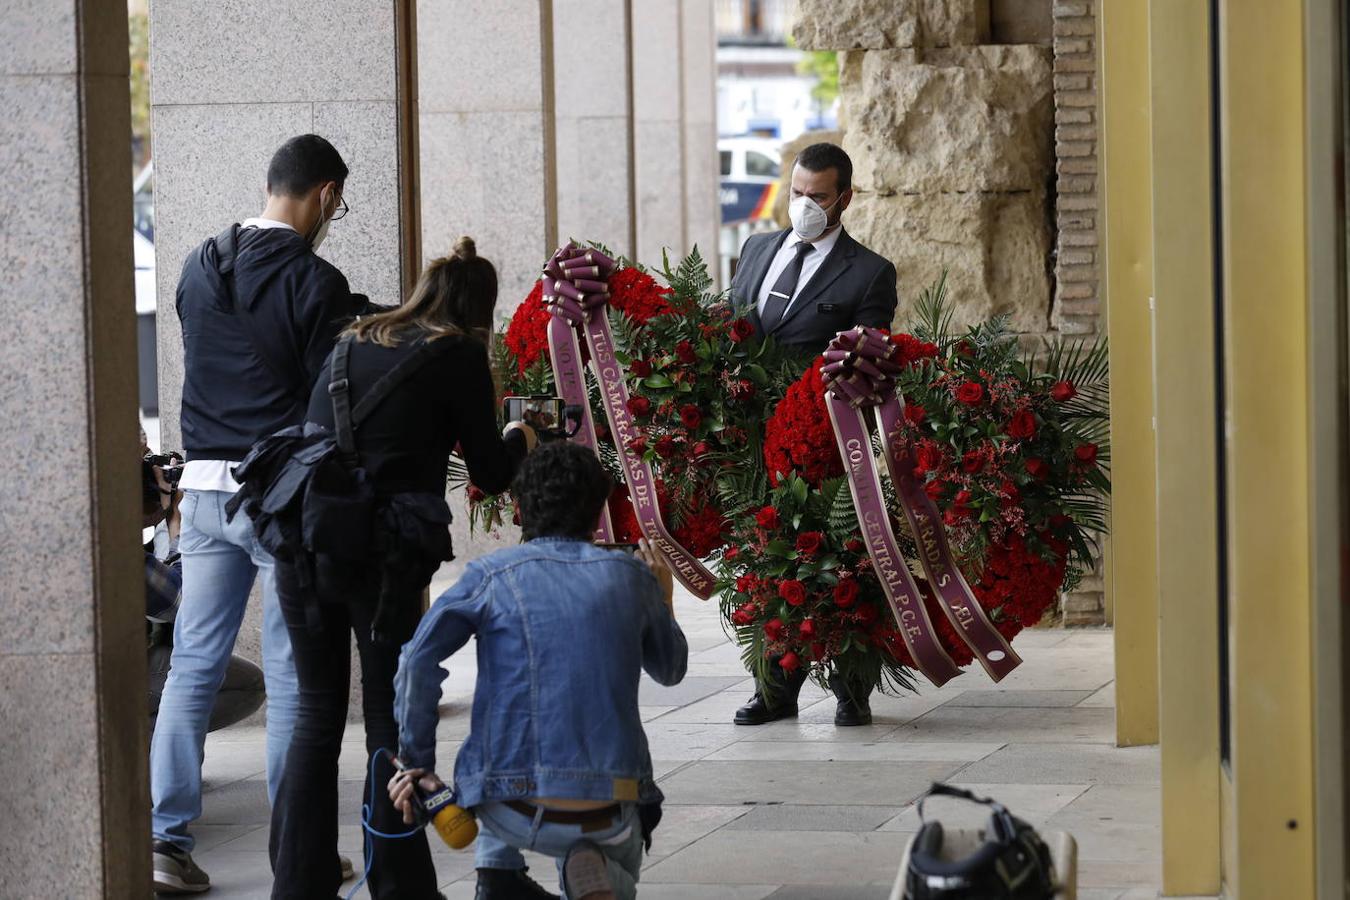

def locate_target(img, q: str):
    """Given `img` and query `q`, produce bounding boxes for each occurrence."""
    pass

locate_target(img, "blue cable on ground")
[345,747,422,900]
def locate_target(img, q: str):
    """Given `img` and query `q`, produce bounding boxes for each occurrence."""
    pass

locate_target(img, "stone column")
[418,0,557,319]
[680,0,721,283]
[0,2,146,893]
[553,0,636,258]
[632,0,687,265]
[150,0,418,703]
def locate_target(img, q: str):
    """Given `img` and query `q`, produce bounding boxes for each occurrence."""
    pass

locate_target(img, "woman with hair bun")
[268,238,538,899]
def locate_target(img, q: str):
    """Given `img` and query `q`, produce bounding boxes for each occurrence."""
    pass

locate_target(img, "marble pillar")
[553,0,636,258]
[418,0,558,319]
[680,0,721,284]
[0,1,146,893]
[149,0,417,707]
[631,0,687,266]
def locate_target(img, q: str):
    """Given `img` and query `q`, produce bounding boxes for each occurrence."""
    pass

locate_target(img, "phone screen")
[596,542,640,554]
[503,396,566,431]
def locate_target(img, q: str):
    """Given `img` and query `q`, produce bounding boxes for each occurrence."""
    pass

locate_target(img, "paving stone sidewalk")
[184,585,1164,899]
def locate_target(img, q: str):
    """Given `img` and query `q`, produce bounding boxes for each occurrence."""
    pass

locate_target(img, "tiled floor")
[186,586,1164,899]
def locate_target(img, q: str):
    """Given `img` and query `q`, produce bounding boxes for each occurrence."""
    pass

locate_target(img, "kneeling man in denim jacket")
[390,441,687,900]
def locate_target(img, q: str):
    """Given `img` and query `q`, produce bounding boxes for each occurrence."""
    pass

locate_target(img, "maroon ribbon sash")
[822,326,1022,685]
[542,243,716,599]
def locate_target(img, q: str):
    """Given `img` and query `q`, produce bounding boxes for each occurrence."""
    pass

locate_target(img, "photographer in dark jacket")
[150,134,367,894]
[266,237,538,900]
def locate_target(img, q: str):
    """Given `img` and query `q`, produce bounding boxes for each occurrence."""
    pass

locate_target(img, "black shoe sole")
[834,713,873,726]
[734,707,799,726]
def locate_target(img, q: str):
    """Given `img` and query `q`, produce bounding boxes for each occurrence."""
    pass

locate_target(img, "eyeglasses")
[330,193,350,221]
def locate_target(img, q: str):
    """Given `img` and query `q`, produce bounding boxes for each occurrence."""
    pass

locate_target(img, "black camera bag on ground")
[227,335,453,640]
[905,783,1058,900]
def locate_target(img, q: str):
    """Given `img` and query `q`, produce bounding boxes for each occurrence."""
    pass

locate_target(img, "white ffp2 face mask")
[307,188,335,251]
[788,194,840,241]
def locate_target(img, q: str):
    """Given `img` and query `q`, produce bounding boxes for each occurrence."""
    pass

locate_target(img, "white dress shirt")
[755,226,844,320]
[179,217,298,493]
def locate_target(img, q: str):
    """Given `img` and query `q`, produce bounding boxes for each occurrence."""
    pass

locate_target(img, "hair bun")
[451,236,477,261]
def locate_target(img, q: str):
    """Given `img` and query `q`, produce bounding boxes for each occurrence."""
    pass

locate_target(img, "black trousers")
[269,560,439,900]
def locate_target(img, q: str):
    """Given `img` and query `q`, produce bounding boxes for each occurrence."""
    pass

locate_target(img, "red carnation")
[626,435,647,454]
[731,604,756,626]
[724,545,740,560]
[1006,410,1037,440]
[680,404,703,430]
[764,617,786,641]
[730,318,755,343]
[1075,443,1099,464]
[630,358,653,378]
[795,531,824,557]
[608,267,674,323]
[763,358,845,488]
[756,506,780,530]
[1025,457,1050,480]
[799,619,818,640]
[778,651,802,672]
[955,381,984,406]
[944,509,963,527]
[954,489,973,507]
[627,396,651,417]
[924,480,945,501]
[904,405,926,426]
[654,436,677,458]
[961,450,984,474]
[1051,380,1077,402]
[778,579,808,607]
[834,578,860,608]
[676,340,697,364]
[735,573,758,594]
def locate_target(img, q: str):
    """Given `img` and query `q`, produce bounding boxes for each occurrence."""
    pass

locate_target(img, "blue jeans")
[150,489,299,852]
[475,801,643,900]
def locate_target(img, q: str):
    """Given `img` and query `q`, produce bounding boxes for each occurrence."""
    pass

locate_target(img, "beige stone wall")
[792,0,1107,625]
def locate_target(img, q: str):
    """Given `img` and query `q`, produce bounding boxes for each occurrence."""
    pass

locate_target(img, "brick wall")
[1051,0,1100,339]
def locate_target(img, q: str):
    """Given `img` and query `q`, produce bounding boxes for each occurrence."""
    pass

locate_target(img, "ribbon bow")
[821,326,1021,685]
[542,243,616,325]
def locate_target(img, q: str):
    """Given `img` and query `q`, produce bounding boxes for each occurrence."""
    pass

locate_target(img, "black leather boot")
[734,658,808,725]
[830,674,874,726]
[475,866,559,899]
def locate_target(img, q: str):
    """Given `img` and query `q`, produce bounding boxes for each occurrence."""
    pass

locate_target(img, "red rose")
[756,506,780,530]
[680,404,703,429]
[798,619,817,640]
[764,617,786,641]
[735,573,758,594]
[730,318,755,343]
[924,480,945,501]
[778,651,802,672]
[904,405,926,426]
[731,604,755,626]
[856,603,879,625]
[692,441,712,457]
[954,489,973,507]
[915,443,944,475]
[724,545,740,560]
[676,340,697,364]
[1051,380,1077,402]
[626,396,651,417]
[955,381,984,406]
[1075,443,1099,464]
[1025,457,1049,480]
[778,579,808,607]
[1006,410,1037,440]
[961,450,984,474]
[833,578,859,608]
[795,531,824,557]
[630,358,653,378]
[845,538,865,553]
[944,509,962,527]
[626,435,647,454]
[654,436,677,458]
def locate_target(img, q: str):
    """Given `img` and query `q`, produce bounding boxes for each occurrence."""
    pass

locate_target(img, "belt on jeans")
[506,800,622,833]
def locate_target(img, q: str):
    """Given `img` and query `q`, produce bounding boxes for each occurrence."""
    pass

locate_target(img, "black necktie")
[761,242,815,332]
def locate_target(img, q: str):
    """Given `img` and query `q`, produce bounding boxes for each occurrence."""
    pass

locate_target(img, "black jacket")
[176,226,367,461]
[730,227,898,355]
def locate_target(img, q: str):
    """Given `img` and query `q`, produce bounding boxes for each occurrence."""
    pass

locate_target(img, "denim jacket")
[393,537,688,807]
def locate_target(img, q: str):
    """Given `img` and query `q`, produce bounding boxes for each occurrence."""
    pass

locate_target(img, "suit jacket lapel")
[768,229,857,337]
[744,229,791,339]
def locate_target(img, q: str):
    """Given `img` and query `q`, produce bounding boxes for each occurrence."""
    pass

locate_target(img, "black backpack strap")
[350,340,447,426]
[215,224,310,407]
[328,336,358,467]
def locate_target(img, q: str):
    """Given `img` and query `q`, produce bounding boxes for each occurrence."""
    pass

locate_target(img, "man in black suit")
[731,142,898,353]
[730,142,898,728]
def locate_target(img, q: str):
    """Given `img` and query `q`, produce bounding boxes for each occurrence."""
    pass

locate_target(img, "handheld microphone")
[384,750,478,849]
